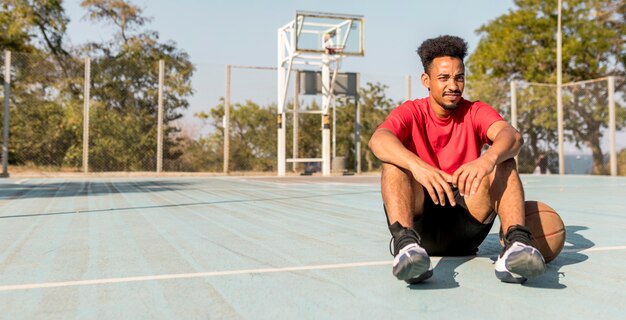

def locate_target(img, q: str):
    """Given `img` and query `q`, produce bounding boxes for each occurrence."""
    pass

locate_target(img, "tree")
[194,99,278,172]
[1,0,36,52]
[467,0,626,174]
[335,82,397,172]
[79,0,194,171]
[81,0,148,43]
[618,148,626,175]
[188,81,397,174]
[0,0,69,54]
[276,100,317,173]
[1,1,83,170]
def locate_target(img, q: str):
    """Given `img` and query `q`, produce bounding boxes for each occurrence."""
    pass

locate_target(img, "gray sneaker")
[389,222,432,283]
[495,225,546,283]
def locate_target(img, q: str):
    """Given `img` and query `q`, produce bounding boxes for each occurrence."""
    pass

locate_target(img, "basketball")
[524,201,566,263]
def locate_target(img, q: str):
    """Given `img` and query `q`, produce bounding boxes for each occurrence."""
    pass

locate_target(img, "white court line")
[0,261,389,292]
[563,245,626,253]
[14,179,28,185]
[1,245,625,292]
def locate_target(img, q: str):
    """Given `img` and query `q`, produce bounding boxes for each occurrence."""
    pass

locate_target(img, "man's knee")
[490,158,519,182]
[382,162,406,175]
[381,163,412,183]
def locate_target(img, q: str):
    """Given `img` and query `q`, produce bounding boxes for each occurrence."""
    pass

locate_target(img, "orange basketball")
[524,201,566,263]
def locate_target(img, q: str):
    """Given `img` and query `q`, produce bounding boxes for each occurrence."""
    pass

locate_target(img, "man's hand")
[451,156,496,197]
[410,163,456,206]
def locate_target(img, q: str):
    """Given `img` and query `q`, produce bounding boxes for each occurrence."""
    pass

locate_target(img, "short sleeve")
[377,102,415,143]
[472,101,504,144]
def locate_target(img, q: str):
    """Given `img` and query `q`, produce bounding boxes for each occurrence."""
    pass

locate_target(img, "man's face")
[421,56,465,111]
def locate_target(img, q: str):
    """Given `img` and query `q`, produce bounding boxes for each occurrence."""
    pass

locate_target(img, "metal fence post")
[83,57,90,173]
[511,80,519,163]
[224,64,231,174]
[510,81,518,164]
[556,0,564,175]
[608,76,616,176]
[157,59,164,173]
[293,71,299,172]
[355,73,361,174]
[510,81,517,130]
[2,50,10,177]
[406,74,411,101]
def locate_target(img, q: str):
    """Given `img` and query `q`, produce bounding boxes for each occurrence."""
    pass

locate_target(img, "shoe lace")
[389,227,422,256]
[504,225,533,247]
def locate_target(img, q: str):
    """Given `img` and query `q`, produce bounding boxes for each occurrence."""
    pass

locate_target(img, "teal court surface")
[0,174,625,319]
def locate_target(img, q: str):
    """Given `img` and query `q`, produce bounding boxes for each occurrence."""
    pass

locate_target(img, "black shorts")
[385,186,495,256]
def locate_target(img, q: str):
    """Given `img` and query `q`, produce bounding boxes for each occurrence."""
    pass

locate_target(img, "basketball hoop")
[277,11,364,177]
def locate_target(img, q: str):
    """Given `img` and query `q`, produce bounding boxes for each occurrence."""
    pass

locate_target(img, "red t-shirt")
[377,97,504,174]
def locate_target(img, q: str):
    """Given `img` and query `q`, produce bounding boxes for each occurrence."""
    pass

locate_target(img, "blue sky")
[63,0,517,134]
[64,0,515,76]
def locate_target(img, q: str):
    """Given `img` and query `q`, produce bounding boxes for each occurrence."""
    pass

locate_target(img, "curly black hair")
[417,35,468,74]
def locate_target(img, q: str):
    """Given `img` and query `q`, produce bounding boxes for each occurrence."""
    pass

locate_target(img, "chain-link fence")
[1,51,169,174]
[161,64,410,175]
[1,52,6,175]
[88,55,162,172]
[162,62,224,172]
[1,51,413,175]
[511,77,626,175]
[6,49,623,176]
[162,64,283,174]
[7,51,84,173]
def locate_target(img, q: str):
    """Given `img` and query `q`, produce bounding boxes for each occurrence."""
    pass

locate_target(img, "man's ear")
[421,73,430,91]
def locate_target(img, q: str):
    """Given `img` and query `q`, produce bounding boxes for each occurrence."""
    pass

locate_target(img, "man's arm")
[369,128,456,206]
[483,121,524,165]
[452,120,523,197]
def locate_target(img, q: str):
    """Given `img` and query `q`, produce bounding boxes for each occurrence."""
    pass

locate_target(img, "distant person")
[534,154,550,175]
[368,35,546,284]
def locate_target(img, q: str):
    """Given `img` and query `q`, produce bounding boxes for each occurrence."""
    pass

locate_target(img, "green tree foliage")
[289,100,323,164]
[88,101,158,170]
[79,0,193,171]
[2,0,193,172]
[1,0,36,52]
[0,0,74,83]
[191,99,276,172]
[9,98,78,166]
[0,0,68,53]
[181,82,397,173]
[81,0,148,42]
[618,148,626,175]
[467,0,626,174]
[0,1,80,171]
[335,82,397,172]
[7,51,84,169]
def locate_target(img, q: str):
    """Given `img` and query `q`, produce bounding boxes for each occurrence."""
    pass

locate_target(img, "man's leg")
[381,163,424,227]
[463,158,545,283]
[381,163,431,283]
[463,158,524,230]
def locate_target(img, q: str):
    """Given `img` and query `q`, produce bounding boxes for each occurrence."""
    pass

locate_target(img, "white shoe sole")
[495,242,546,283]
[393,244,432,281]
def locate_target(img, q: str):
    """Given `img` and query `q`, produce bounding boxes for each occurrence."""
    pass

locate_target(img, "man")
[368,35,545,284]
[534,154,550,174]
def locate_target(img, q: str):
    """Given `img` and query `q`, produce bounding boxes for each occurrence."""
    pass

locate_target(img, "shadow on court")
[407,233,501,290]
[0,179,377,220]
[523,225,594,289]
[0,180,197,200]
[408,256,475,290]
[407,226,593,290]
